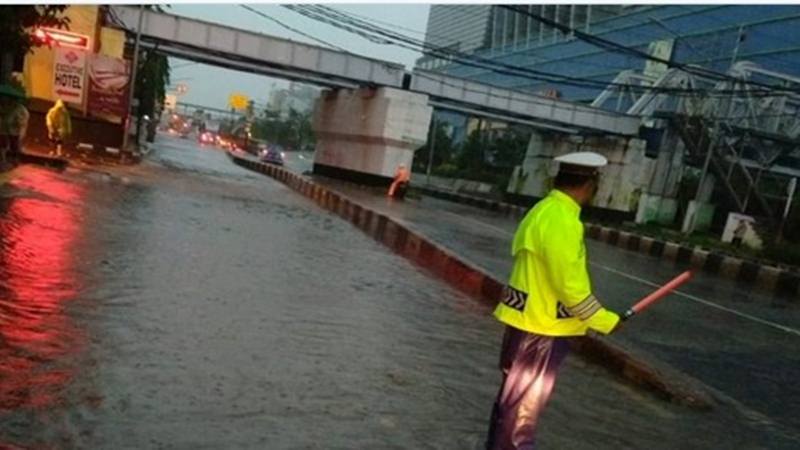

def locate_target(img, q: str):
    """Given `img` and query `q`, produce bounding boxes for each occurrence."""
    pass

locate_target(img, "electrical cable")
[285,4,800,99]
[500,5,800,96]
[240,5,348,52]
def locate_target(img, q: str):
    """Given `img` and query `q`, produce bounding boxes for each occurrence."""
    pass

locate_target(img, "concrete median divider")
[229,151,714,410]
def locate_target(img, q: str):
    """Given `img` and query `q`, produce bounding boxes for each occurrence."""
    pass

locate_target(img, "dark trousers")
[486,326,570,450]
[395,181,408,199]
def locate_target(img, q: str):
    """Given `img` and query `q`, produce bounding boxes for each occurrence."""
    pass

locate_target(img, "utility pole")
[426,114,438,186]
[122,5,144,152]
[777,177,797,243]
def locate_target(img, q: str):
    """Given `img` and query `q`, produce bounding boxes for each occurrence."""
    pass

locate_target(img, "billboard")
[53,47,87,106]
[87,53,130,123]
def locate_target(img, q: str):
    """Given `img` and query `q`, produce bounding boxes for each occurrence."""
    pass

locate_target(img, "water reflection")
[0,169,83,412]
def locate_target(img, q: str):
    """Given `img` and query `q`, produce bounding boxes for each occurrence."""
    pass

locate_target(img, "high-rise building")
[418,5,800,102]
[267,82,319,117]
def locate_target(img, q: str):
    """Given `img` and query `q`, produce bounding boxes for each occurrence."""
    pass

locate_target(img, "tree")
[130,5,171,143]
[414,121,454,173]
[488,125,529,171]
[134,47,170,143]
[0,6,70,82]
[251,107,314,150]
[456,129,488,175]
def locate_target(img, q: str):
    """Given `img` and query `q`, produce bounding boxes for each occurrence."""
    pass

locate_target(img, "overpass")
[108,6,642,184]
[109,6,638,137]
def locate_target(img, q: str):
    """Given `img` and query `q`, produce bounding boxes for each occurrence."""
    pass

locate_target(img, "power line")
[285,5,668,93]
[500,5,800,96]
[676,5,800,69]
[325,5,431,39]
[239,5,347,52]
[236,0,800,130]
[240,3,800,135]
[285,4,796,99]
[240,4,647,121]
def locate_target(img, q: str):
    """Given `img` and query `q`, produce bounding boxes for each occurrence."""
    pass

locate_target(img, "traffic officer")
[486,151,621,450]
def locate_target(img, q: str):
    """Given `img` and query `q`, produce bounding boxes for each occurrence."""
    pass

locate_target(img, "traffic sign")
[229,92,249,110]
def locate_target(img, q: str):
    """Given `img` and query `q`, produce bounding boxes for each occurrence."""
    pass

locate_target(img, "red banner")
[87,54,130,124]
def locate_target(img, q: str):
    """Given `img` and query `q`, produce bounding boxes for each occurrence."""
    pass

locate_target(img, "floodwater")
[0,136,797,449]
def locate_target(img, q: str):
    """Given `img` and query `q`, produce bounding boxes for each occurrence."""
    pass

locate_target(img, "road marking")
[594,264,800,337]
[433,203,800,338]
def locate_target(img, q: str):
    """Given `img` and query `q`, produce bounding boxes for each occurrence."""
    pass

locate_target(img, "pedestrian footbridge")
[110,6,640,182]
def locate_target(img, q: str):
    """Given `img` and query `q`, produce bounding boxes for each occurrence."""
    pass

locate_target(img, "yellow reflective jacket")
[46,101,72,139]
[494,189,619,336]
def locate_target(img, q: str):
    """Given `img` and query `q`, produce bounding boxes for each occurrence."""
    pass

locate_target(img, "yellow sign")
[229,93,249,110]
[100,27,126,59]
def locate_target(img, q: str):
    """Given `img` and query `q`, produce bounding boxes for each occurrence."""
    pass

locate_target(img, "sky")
[165,4,430,110]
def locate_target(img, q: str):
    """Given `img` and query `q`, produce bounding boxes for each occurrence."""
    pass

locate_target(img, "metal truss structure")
[594,61,800,224]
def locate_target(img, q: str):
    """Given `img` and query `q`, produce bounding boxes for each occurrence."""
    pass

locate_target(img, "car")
[178,122,192,139]
[198,131,217,146]
[258,145,285,166]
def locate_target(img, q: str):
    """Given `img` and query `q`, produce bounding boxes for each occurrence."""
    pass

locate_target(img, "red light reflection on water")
[0,170,85,411]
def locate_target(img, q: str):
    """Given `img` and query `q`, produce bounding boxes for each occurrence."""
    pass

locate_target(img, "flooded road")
[0,136,796,449]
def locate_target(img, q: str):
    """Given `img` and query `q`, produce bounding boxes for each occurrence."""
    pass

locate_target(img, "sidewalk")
[229,152,800,446]
[19,134,150,168]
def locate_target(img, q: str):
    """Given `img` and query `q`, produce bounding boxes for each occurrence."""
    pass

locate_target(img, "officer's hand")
[611,318,624,334]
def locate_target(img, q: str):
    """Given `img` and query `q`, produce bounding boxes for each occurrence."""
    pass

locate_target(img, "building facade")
[419,5,800,228]
[267,82,319,118]
[418,5,800,101]
[17,5,131,150]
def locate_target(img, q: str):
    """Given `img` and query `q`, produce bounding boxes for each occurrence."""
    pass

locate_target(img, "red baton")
[621,270,693,321]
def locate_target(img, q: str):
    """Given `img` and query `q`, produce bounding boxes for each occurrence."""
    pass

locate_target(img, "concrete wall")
[312,87,432,183]
[507,131,656,213]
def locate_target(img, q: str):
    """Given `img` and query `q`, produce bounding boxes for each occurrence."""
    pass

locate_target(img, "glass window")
[573,6,588,33]
[542,5,554,42]
[530,5,542,44]
[504,7,515,48]
[518,7,529,45]
[557,5,570,41]
[493,6,503,50]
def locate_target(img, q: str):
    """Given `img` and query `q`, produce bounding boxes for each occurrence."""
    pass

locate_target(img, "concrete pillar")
[508,131,655,216]
[635,127,684,225]
[311,87,433,185]
[681,174,716,233]
[507,131,557,198]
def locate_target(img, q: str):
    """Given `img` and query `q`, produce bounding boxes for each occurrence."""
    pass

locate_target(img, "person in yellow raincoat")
[486,152,622,450]
[46,99,72,156]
